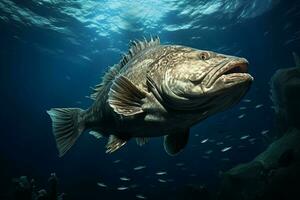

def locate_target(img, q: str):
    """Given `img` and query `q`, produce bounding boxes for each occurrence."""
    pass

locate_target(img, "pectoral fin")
[164,129,190,156]
[108,75,147,116]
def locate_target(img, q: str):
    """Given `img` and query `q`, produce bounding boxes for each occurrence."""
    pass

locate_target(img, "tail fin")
[47,108,85,157]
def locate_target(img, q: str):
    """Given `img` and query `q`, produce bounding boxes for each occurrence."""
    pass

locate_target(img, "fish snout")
[202,56,253,92]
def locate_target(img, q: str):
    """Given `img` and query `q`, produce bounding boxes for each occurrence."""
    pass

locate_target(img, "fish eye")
[199,52,210,60]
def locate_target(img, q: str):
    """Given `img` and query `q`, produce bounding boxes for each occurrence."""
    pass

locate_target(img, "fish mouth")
[209,58,253,87]
[223,61,248,75]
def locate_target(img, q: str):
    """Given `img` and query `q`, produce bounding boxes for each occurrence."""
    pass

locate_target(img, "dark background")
[0,0,299,199]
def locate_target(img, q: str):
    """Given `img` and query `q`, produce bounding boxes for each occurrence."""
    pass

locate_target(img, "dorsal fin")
[90,36,160,100]
[292,52,300,68]
[90,64,121,100]
[122,36,160,68]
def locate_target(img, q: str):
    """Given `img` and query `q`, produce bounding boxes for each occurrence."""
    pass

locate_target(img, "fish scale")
[47,36,253,157]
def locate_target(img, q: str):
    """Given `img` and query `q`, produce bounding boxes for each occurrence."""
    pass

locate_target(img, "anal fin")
[136,137,149,146]
[164,129,190,156]
[106,135,127,153]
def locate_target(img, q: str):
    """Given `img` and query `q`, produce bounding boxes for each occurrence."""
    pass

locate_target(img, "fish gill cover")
[0,0,299,200]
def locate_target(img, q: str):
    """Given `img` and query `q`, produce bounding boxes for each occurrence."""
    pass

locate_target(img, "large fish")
[47,37,253,157]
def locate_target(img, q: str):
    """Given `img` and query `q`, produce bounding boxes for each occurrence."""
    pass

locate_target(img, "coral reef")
[217,52,300,200]
[217,128,300,200]
[10,173,65,200]
[270,52,300,135]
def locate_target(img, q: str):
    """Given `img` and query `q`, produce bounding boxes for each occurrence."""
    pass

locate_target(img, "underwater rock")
[10,173,66,200]
[11,176,33,200]
[217,128,300,200]
[217,53,300,200]
[270,52,300,134]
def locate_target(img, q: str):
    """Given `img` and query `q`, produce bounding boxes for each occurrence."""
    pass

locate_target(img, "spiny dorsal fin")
[292,52,300,68]
[90,64,121,100]
[123,36,160,68]
[90,36,160,100]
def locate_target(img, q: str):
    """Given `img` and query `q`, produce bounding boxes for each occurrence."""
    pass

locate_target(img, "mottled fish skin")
[48,36,253,156]
[85,38,252,137]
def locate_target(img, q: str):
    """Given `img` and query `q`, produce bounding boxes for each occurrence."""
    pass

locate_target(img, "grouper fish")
[47,37,253,157]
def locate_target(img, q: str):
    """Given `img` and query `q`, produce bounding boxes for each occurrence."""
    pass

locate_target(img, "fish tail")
[47,108,85,157]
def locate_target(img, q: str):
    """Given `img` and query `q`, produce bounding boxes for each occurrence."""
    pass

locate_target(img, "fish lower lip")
[211,60,249,85]
[221,73,253,84]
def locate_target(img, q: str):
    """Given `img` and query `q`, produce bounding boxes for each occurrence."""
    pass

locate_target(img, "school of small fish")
[95,98,271,199]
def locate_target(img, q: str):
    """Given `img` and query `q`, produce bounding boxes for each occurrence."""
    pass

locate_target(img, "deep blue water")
[0,0,299,199]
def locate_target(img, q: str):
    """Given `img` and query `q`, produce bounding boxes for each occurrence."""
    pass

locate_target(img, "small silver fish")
[201,138,209,143]
[136,194,147,199]
[97,182,107,187]
[120,177,130,181]
[156,171,167,175]
[255,104,263,108]
[261,130,269,135]
[240,135,250,140]
[238,114,245,119]
[117,186,129,190]
[134,166,146,170]
[80,55,92,61]
[221,146,232,152]
[158,179,167,183]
